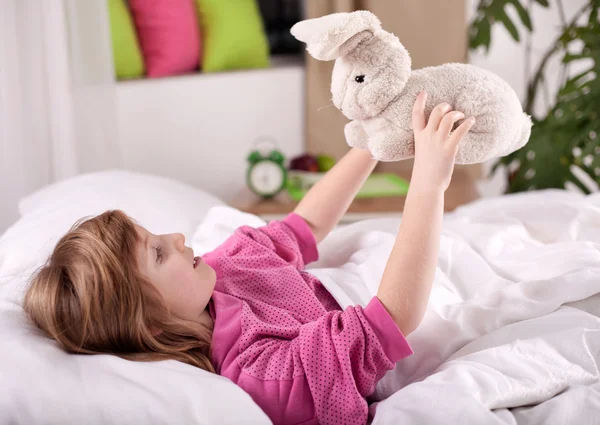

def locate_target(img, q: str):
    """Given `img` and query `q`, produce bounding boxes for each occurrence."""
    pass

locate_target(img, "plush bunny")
[290,11,533,164]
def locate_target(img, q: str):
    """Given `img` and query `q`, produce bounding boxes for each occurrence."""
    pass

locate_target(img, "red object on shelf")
[289,154,319,172]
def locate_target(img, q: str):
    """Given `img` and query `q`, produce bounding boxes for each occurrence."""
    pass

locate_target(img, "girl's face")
[135,225,216,329]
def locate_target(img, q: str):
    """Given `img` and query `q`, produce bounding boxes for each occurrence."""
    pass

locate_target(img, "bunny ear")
[290,10,381,61]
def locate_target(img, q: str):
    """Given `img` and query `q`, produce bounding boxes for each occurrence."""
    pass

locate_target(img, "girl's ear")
[290,10,381,61]
[149,327,163,337]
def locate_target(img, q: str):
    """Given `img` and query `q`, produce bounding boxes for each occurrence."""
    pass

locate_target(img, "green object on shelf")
[194,0,270,72]
[317,154,336,172]
[286,172,409,201]
[107,0,145,79]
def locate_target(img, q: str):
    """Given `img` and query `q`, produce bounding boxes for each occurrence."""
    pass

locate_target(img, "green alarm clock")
[246,139,287,199]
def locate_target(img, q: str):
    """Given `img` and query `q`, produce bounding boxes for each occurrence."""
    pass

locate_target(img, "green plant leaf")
[480,20,492,51]
[559,67,595,95]
[574,27,600,46]
[571,68,596,85]
[563,53,589,63]
[469,0,533,51]
[469,18,492,51]
[534,0,549,7]
[497,8,520,41]
[509,0,533,30]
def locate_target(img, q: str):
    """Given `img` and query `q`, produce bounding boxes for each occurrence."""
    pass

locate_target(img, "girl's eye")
[355,75,365,83]
[155,246,163,263]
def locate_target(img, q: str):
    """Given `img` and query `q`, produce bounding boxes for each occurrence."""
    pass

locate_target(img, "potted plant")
[470,0,599,193]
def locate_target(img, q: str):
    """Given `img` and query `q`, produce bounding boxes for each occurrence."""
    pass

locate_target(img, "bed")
[1,171,599,425]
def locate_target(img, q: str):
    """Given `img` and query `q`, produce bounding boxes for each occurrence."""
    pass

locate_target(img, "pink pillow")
[129,0,201,78]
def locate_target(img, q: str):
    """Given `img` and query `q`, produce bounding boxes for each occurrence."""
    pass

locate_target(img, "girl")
[23,91,475,425]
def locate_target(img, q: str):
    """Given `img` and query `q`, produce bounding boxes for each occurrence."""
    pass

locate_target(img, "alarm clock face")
[249,160,285,195]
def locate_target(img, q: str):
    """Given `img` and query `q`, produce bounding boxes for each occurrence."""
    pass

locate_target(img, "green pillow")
[108,0,145,79]
[195,0,270,72]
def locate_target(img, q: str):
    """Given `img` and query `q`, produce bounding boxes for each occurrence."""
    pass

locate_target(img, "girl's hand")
[410,91,476,193]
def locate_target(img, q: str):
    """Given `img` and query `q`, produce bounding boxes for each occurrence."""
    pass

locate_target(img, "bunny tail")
[515,113,533,152]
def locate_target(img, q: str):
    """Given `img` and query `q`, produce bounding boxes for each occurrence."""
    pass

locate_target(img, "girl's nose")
[172,233,185,252]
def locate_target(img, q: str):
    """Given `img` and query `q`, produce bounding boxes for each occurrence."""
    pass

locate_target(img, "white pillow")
[191,205,267,255]
[0,295,271,425]
[1,170,225,279]
[0,171,272,424]
[18,169,224,239]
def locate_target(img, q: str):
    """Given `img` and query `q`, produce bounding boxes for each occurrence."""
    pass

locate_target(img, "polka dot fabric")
[202,214,413,425]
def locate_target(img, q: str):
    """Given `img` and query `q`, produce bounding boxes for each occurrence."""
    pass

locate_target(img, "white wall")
[116,61,305,202]
[468,0,590,197]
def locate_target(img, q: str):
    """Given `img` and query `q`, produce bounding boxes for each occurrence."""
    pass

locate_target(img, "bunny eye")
[354,75,365,83]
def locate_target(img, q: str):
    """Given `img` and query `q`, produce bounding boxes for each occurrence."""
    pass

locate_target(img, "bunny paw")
[344,121,369,149]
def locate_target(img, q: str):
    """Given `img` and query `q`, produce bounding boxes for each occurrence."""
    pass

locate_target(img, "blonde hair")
[23,210,215,373]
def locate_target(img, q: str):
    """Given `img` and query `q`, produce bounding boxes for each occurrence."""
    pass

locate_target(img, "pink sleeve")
[363,296,413,362]
[235,296,412,424]
[238,213,318,269]
[281,213,319,264]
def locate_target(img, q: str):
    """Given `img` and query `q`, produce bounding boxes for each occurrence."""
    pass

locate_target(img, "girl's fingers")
[448,117,476,148]
[438,111,465,139]
[412,91,427,133]
[427,102,452,132]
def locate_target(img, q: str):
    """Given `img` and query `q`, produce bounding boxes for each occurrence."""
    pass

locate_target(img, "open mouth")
[193,256,201,268]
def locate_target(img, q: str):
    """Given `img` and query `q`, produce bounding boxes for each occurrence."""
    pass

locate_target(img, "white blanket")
[312,189,600,424]
[194,189,600,424]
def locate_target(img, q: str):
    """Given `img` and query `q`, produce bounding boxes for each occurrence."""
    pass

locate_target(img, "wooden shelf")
[229,169,480,222]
